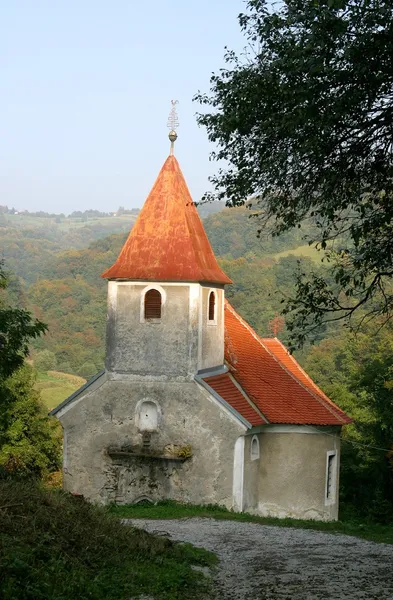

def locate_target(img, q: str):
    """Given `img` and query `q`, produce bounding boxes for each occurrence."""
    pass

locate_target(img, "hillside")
[18,207,325,377]
[0,479,214,600]
[0,203,224,284]
[0,214,137,284]
[1,203,330,378]
[203,206,314,259]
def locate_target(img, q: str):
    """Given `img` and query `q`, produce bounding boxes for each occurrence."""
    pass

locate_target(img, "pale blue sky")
[0,1,247,213]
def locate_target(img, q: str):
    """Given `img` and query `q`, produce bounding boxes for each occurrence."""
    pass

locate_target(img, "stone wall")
[58,376,245,506]
[106,282,193,377]
[246,426,341,521]
[200,285,225,370]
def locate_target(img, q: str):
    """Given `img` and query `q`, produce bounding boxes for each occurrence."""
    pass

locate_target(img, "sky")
[0,1,248,214]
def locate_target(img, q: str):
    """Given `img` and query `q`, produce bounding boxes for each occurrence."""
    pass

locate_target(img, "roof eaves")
[197,365,229,377]
[259,338,350,425]
[226,303,350,425]
[50,369,106,416]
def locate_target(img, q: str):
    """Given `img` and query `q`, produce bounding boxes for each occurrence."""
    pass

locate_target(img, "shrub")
[0,480,214,600]
[34,349,57,372]
[78,361,98,379]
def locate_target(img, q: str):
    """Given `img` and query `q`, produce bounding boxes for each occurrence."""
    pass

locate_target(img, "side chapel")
[51,122,352,521]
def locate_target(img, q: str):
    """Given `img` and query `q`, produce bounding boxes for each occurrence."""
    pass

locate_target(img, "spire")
[167,100,179,155]
[101,155,232,284]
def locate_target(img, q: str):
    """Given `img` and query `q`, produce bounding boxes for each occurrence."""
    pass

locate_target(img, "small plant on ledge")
[164,444,192,459]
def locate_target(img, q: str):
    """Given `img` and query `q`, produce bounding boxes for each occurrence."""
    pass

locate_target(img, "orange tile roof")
[262,338,342,412]
[223,302,352,426]
[101,155,232,284]
[202,372,265,426]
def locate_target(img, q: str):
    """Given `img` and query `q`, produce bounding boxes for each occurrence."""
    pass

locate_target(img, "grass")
[4,212,137,231]
[35,370,85,410]
[0,480,216,600]
[110,500,393,546]
[272,243,325,262]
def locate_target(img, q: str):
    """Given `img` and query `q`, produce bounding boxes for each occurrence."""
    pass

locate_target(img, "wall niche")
[136,399,160,432]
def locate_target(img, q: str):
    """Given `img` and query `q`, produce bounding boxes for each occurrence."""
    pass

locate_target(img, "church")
[51,127,351,522]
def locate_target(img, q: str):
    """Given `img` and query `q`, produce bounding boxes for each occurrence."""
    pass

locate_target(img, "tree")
[303,325,393,520]
[78,361,98,379]
[195,0,393,344]
[0,262,47,379]
[0,366,61,477]
[34,350,57,372]
[0,261,60,478]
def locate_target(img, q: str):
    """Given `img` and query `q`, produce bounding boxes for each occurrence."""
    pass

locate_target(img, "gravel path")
[127,518,393,600]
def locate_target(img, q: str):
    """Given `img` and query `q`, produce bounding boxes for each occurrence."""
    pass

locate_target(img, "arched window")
[144,289,161,320]
[251,435,260,461]
[208,291,216,321]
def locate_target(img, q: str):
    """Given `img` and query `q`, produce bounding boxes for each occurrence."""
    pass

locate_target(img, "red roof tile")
[202,373,265,426]
[223,302,352,426]
[101,155,232,284]
[262,338,342,413]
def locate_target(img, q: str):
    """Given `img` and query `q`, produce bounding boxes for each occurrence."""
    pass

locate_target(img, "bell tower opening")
[144,289,162,320]
[208,291,216,322]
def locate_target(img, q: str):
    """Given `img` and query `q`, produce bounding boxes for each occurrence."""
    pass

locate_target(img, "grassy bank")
[35,370,85,410]
[0,481,216,600]
[110,500,393,545]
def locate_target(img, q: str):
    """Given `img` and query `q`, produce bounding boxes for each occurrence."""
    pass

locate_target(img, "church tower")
[101,111,231,379]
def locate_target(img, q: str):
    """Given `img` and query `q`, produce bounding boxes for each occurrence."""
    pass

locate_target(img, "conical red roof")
[101,155,231,284]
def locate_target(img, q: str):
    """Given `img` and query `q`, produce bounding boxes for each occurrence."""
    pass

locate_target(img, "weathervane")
[167,100,179,155]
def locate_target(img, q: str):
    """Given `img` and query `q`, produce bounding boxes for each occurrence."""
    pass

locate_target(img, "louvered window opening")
[208,291,216,321]
[145,289,162,319]
[326,454,335,500]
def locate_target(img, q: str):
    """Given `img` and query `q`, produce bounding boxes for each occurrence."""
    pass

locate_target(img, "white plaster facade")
[53,278,343,521]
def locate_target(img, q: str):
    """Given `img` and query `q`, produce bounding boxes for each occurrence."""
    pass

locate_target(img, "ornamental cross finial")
[167,100,179,155]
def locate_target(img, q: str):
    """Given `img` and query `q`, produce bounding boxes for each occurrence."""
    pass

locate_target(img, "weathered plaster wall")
[256,427,341,521]
[58,377,245,507]
[200,285,224,370]
[106,282,198,377]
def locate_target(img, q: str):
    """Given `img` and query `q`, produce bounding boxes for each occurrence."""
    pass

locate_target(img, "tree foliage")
[0,262,60,478]
[0,262,47,379]
[303,324,393,520]
[0,366,61,477]
[195,0,393,343]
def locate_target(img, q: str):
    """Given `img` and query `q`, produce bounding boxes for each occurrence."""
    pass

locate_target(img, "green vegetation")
[272,244,324,263]
[0,211,135,284]
[0,366,61,478]
[196,0,393,342]
[11,207,325,374]
[303,325,393,523]
[35,371,86,411]
[0,480,216,600]
[110,500,393,546]
[0,262,61,479]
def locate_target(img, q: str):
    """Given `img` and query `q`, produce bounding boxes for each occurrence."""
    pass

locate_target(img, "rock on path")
[126,518,393,600]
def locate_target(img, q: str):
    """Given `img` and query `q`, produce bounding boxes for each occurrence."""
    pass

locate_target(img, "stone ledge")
[107,449,191,462]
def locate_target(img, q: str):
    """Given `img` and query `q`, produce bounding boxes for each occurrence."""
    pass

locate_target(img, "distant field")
[273,243,326,262]
[36,371,86,411]
[4,212,137,232]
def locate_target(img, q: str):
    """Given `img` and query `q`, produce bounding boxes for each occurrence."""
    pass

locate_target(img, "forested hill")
[0,202,224,284]
[4,205,322,376]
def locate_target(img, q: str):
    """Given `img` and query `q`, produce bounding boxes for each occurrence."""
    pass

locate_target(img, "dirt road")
[128,518,393,600]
